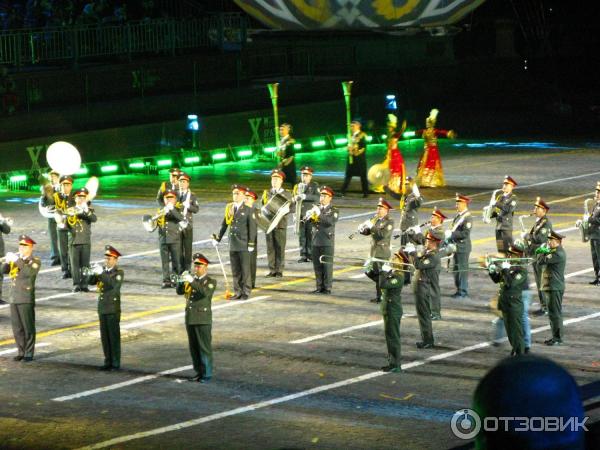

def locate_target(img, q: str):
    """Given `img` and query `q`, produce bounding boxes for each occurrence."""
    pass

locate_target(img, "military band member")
[1,235,41,361]
[362,198,394,303]
[213,185,257,300]
[53,175,75,279]
[67,188,97,293]
[277,123,297,186]
[491,175,518,254]
[406,231,441,348]
[177,172,200,272]
[40,170,61,266]
[536,230,567,346]
[293,166,320,263]
[177,253,215,383]
[340,119,369,198]
[446,194,473,298]
[487,245,528,355]
[523,197,552,315]
[586,182,600,285]
[87,245,124,370]
[244,189,259,289]
[262,170,292,277]
[156,168,181,206]
[0,212,11,305]
[396,177,423,285]
[158,189,184,288]
[379,250,409,373]
[309,186,339,294]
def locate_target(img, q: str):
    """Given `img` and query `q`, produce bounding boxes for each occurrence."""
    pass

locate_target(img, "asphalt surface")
[1,139,599,449]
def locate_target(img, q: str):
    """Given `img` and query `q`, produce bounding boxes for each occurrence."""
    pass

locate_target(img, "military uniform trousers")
[186,323,212,379]
[341,156,368,196]
[366,262,383,301]
[400,233,411,284]
[430,269,442,316]
[266,228,287,274]
[11,304,36,358]
[250,250,257,288]
[58,228,71,274]
[495,230,513,254]
[160,243,181,282]
[282,162,297,187]
[230,250,251,296]
[99,313,121,368]
[312,245,334,291]
[591,239,600,280]
[546,289,564,340]
[415,282,434,345]
[381,300,402,367]
[180,227,194,272]
[453,251,470,296]
[70,243,91,289]
[500,297,525,355]
[298,220,313,259]
[48,218,60,264]
[532,260,548,310]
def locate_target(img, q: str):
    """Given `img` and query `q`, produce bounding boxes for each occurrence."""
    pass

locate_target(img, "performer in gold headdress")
[414,109,456,188]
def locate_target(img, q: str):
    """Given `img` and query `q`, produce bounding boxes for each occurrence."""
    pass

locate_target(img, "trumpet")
[482,189,502,224]
[575,198,594,243]
[81,264,104,278]
[301,205,320,223]
[0,214,14,227]
[319,255,414,272]
[348,214,378,239]
[393,221,431,239]
[142,207,168,232]
[170,270,193,284]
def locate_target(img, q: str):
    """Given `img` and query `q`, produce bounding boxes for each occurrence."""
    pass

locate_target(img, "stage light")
[75,166,89,175]
[403,131,416,138]
[381,134,387,140]
[263,146,277,154]
[9,174,27,182]
[237,149,253,158]
[311,139,326,148]
[128,162,145,169]
[212,152,228,161]
[293,143,302,150]
[366,135,373,142]
[186,114,199,131]
[184,155,200,165]
[385,94,397,110]
[156,158,172,167]
[100,164,119,173]
[334,137,347,145]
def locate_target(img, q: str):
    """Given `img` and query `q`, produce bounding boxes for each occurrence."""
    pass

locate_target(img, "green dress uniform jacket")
[158,206,184,281]
[449,210,473,297]
[489,265,528,354]
[158,207,184,245]
[363,215,394,301]
[491,193,518,231]
[399,193,423,232]
[538,246,566,341]
[89,266,124,368]
[177,275,216,379]
[2,255,42,358]
[379,270,404,368]
[412,249,440,345]
[293,181,320,260]
[311,204,339,291]
[51,191,75,275]
[68,207,97,289]
[262,188,292,274]
[525,216,551,310]
[178,190,200,271]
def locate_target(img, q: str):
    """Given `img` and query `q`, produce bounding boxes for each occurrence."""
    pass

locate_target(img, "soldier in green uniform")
[213,185,257,300]
[396,177,423,285]
[177,253,216,383]
[406,231,441,348]
[293,166,320,263]
[0,211,11,305]
[277,123,297,186]
[177,172,200,272]
[586,182,600,285]
[340,119,368,197]
[536,230,567,346]
[156,168,180,206]
[487,246,528,355]
[522,197,552,315]
[244,189,259,289]
[490,175,518,254]
[158,189,184,288]
[308,186,339,294]
[87,245,124,370]
[361,198,394,303]
[39,170,61,266]
[379,249,410,373]
[408,208,446,320]
[53,175,75,279]
[446,193,473,298]
[1,235,41,361]
[262,169,292,277]
[67,187,97,293]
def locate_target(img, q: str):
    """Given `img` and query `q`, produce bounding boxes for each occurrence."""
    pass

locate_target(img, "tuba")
[142,208,167,232]
[575,198,594,243]
[482,189,502,224]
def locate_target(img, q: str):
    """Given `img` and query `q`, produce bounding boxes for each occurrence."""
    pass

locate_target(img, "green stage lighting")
[237,149,253,158]
[293,143,302,150]
[212,152,227,161]
[156,158,172,167]
[334,137,347,145]
[184,156,200,165]
[403,131,416,138]
[381,134,387,140]
[100,164,119,173]
[263,146,276,154]
[366,135,373,142]
[311,139,326,148]
[9,174,27,182]
[75,166,89,175]
[129,162,145,169]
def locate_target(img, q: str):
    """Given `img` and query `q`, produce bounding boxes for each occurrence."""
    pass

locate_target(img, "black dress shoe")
[23,356,33,362]
[199,377,211,384]
[62,272,71,279]
[321,289,331,294]
[13,355,24,361]
[188,374,202,382]
[275,272,283,278]
[416,342,434,349]
[99,365,112,371]
[80,287,90,293]
[0,299,7,305]
[265,272,277,277]
[51,260,61,266]
[589,279,599,285]
[111,366,121,371]
[72,286,82,293]
[312,289,322,294]
[381,364,399,372]
[524,347,530,354]
[297,257,309,263]
[544,338,563,346]
[430,314,442,321]
[369,298,381,303]
[161,282,172,289]
[240,294,249,300]
[533,309,548,316]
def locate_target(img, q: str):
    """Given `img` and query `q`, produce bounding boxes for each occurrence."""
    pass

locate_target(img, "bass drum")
[367,163,390,188]
[258,192,291,234]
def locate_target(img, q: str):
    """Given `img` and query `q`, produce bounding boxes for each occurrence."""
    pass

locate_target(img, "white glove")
[165,203,174,212]
[412,183,420,197]
[295,193,306,201]
[82,203,89,213]
[248,246,255,252]
[409,225,421,234]
[311,205,321,217]
[92,265,104,275]
[404,243,416,254]
[584,214,590,222]
[211,238,219,247]
[360,219,373,230]
[520,231,527,239]
[488,264,497,273]
[575,219,582,228]
[381,263,392,272]
[501,261,511,270]
[444,230,452,240]
[4,252,19,263]
[183,272,194,283]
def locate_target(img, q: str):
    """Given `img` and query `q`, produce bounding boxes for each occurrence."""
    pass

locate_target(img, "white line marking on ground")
[0,342,50,356]
[76,309,600,450]
[349,273,366,279]
[289,320,384,344]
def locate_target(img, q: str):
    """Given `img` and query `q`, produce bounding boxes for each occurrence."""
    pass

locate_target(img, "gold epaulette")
[225,202,234,225]
[292,184,298,195]
[160,181,167,193]
[262,190,269,205]
[157,208,166,228]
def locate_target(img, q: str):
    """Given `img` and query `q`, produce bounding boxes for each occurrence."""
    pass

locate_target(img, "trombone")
[318,255,414,272]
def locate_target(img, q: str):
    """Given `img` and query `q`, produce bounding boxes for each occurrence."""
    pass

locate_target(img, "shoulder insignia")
[424,259,430,265]
[208,283,215,289]
[387,224,393,230]
[391,278,398,285]
[547,254,552,259]
[541,228,547,234]
[511,201,516,206]
[116,275,122,281]
[32,263,39,269]
[466,223,472,229]
[516,274,522,280]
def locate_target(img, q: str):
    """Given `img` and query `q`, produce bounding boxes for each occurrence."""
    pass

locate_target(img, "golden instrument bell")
[367,163,390,187]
